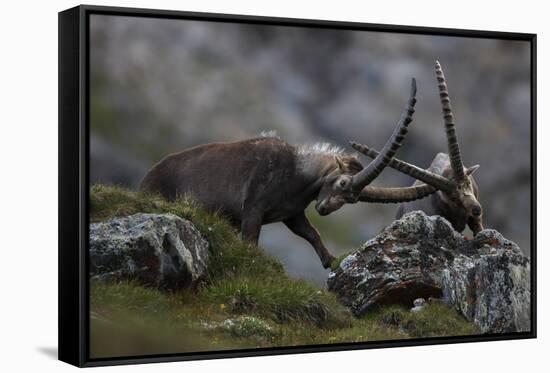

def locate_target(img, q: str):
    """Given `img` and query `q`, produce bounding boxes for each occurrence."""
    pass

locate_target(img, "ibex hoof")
[322,255,336,269]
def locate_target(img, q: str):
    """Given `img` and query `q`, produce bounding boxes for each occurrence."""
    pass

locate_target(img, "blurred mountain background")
[90,14,532,285]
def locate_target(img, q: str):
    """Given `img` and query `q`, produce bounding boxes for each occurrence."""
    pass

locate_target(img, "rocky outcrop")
[327,211,531,334]
[90,213,209,290]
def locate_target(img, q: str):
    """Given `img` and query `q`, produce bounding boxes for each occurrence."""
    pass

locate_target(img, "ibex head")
[316,78,418,216]
[315,155,364,215]
[439,155,482,232]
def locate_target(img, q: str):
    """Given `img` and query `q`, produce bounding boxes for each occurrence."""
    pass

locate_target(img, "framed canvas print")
[58,4,537,367]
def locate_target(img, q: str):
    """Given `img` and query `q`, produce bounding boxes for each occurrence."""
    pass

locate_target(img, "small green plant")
[330,251,355,271]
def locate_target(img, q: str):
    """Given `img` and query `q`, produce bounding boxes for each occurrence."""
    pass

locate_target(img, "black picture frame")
[59,4,537,368]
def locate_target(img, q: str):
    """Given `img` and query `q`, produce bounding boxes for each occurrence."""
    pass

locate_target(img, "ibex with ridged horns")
[352,61,483,235]
[141,78,433,268]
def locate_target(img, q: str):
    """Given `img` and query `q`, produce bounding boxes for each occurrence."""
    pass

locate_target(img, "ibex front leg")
[284,212,336,269]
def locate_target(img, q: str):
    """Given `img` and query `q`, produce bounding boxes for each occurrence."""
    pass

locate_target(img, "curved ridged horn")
[350,142,456,193]
[351,78,417,192]
[358,184,436,203]
[435,60,465,182]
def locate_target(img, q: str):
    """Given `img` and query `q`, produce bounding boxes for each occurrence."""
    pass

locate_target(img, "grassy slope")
[89,184,478,358]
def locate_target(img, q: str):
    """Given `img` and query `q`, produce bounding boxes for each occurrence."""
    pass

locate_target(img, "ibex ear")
[334,156,346,171]
[466,164,480,176]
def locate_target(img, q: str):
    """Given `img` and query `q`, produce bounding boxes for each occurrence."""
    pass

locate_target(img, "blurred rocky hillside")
[90,14,531,285]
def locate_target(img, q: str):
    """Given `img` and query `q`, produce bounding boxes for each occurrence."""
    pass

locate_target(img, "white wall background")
[0,0,547,371]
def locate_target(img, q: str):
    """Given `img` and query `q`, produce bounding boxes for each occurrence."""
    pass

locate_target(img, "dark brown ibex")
[140,79,433,268]
[352,61,483,235]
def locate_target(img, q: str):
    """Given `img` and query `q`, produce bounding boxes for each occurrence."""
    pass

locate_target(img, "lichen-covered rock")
[201,316,275,338]
[90,213,209,290]
[327,211,531,334]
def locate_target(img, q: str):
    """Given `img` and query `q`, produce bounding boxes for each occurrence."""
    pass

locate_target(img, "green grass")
[203,278,351,328]
[89,184,479,358]
[90,281,251,358]
[364,303,479,338]
[90,282,478,358]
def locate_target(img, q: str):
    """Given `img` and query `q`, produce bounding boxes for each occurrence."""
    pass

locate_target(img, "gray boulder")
[90,213,209,290]
[327,211,531,334]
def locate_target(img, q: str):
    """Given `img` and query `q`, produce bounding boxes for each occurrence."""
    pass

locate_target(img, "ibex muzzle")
[352,61,484,235]
[140,78,424,268]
